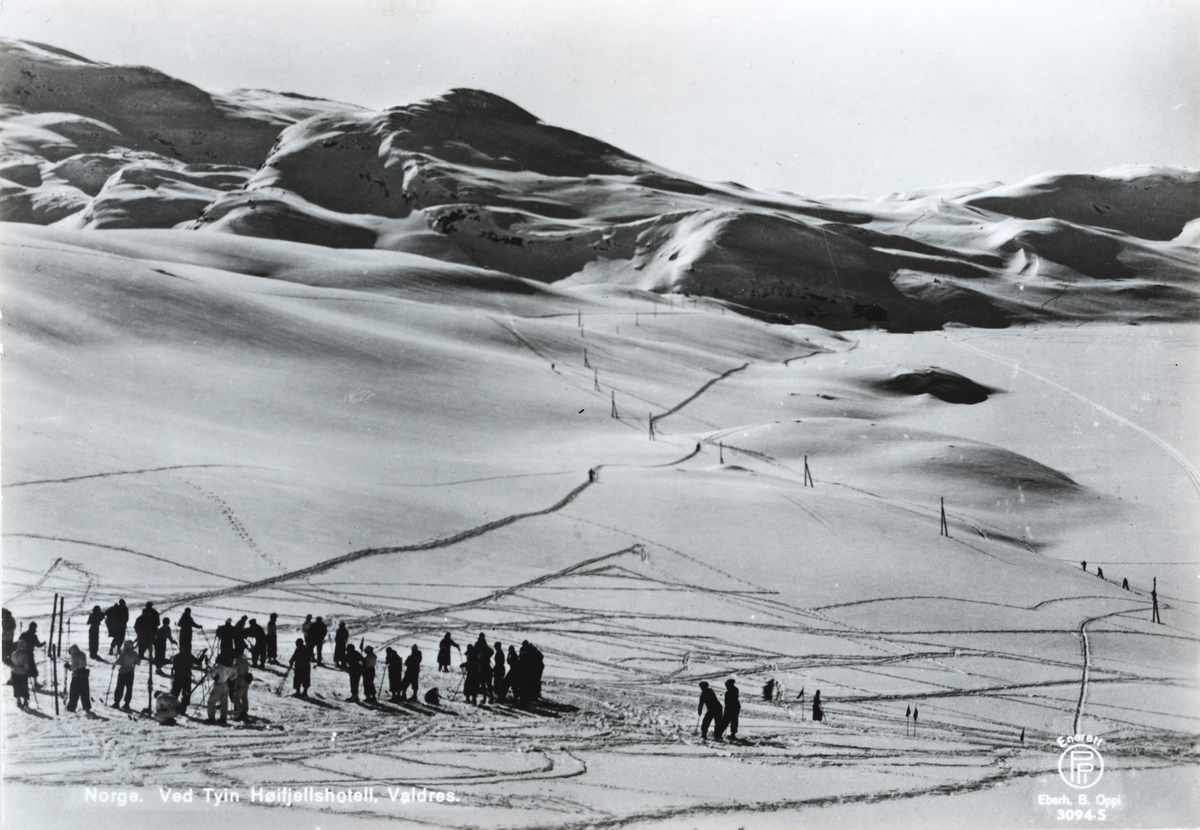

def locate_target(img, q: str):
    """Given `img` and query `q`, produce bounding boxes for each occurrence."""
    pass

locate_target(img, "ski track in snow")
[5,315,1196,827]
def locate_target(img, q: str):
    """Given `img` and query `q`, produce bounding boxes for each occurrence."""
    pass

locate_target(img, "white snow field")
[1,37,1198,830]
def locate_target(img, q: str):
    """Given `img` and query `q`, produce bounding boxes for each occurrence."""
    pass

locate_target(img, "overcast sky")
[1,0,1196,197]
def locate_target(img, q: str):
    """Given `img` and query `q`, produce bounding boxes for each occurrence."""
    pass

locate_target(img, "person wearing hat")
[205,655,237,725]
[176,608,203,657]
[112,640,139,711]
[362,646,378,704]
[65,644,92,714]
[104,599,128,655]
[266,613,279,665]
[153,690,181,725]
[10,640,33,707]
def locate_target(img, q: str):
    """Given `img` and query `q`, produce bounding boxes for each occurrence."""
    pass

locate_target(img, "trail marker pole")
[648,414,655,441]
[577,309,581,328]
[1152,577,1161,624]
[720,442,724,464]
[610,392,618,419]
[584,348,589,369]
[940,498,949,537]
[594,368,600,392]
[804,456,814,487]
[50,594,60,715]
[58,596,67,705]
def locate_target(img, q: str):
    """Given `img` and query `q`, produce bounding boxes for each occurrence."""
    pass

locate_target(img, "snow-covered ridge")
[1,37,1196,330]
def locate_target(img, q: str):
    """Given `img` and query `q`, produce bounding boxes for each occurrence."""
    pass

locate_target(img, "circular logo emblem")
[1058,744,1104,789]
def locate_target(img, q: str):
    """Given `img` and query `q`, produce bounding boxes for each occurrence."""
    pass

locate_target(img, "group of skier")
[4,602,549,725]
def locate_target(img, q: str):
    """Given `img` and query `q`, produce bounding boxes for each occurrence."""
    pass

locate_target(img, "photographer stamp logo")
[1057,735,1104,789]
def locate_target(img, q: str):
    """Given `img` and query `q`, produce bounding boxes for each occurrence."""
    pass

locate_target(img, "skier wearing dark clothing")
[266,613,279,664]
[345,644,363,701]
[133,603,159,660]
[170,650,197,711]
[505,645,521,701]
[176,608,203,656]
[385,647,404,701]
[2,608,16,665]
[463,644,478,704]
[493,643,507,701]
[18,623,44,657]
[812,690,824,722]
[289,639,311,697]
[215,618,236,657]
[334,622,349,668]
[363,646,378,704]
[697,681,723,740]
[308,617,329,665]
[400,644,422,700]
[232,616,248,653]
[86,605,105,659]
[175,609,201,657]
[474,634,492,703]
[105,600,128,655]
[518,640,544,703]
[153,618,175,673]
[247,619,267,668]
[437,632,459,672]
[715,679,740,740]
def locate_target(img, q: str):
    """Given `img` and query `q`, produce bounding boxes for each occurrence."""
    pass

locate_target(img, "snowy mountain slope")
[1,37,1196,331]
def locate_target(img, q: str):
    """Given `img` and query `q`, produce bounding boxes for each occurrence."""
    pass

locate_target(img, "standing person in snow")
[232,616,248,654]
[344,644,363,701]
[230,648,251,721]
[86,605,105,660]
[307,616,329,665]
[266,613,279,665]
[247,618,267,669]
[717,679,741,740]
[104,599,128,656]
[812,689,824,722]
[133,602,159,661]
[215,618,236,658]
[400,644,422,701]
[385,647,403,702]
[474,634,493,703]
[463,644,478,704]
[437,632,459,673]
[2,608,16,665]
[334,621,349,668]
[697,681,723,740]
[301,614,313,638]
[64,645,92,714]
[10,640,33,708]
[505,645,521,702]
[362,646,378,704]
[519,640,545,703]
[289,638,312,697]
[18,623,44,686]
[176,608,203,657]
[205,656,237,725]
[153,617,175,675]
[493,642,508,701]
[170,650,197,713]
[112,640,139,711]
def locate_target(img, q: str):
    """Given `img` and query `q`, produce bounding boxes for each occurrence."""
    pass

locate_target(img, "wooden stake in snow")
[720,442,724,464]
[50,593,60,715]
[584,348,590,369]
[649,413,656,441]
[594,368,600,392]
[610,391,618,419]
[940,498,950,537]
[1152,577,1162,624]
[803,455,814,487]
[577,309,582,327]
[906,704,911,736]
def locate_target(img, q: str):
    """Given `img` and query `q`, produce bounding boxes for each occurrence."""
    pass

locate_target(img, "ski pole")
[105,663,118,698]
[276,662,293,696]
